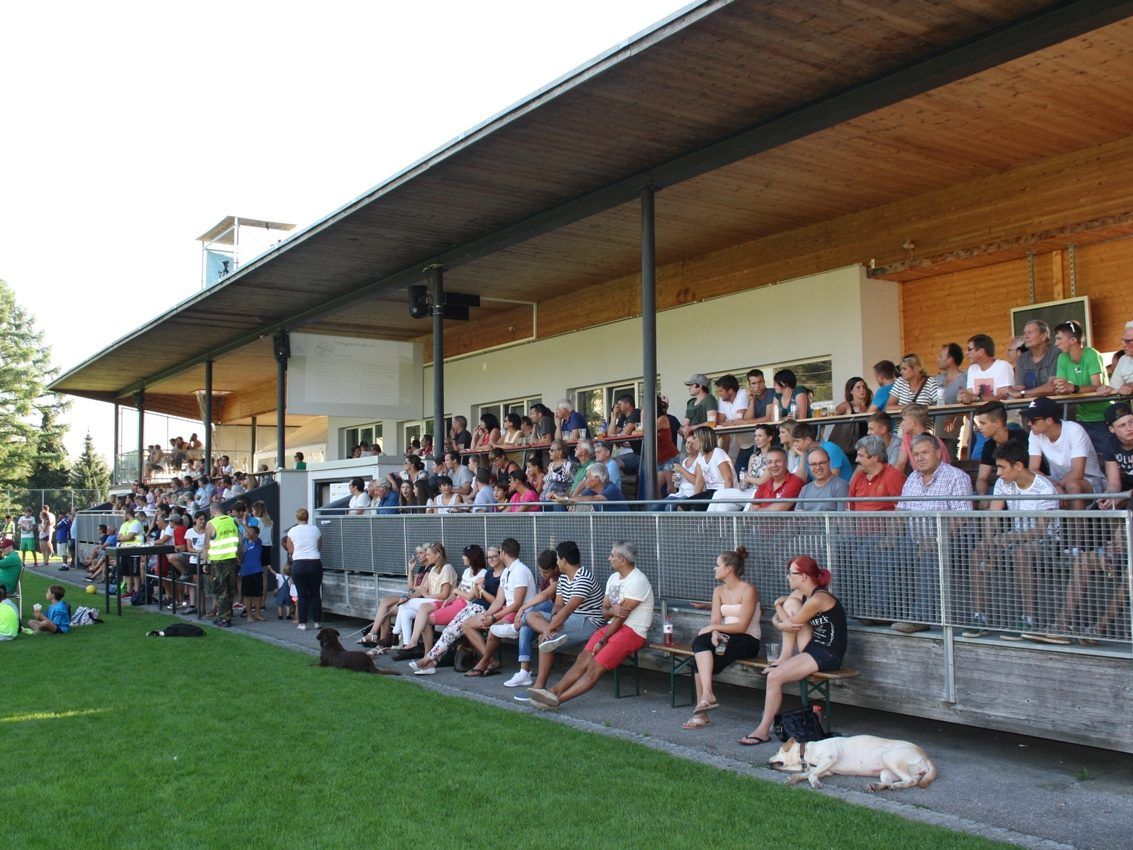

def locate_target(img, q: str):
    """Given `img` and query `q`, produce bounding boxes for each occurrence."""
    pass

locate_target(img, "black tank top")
[805,589,847,662]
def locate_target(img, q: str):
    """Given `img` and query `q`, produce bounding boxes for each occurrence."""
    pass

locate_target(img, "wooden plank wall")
[902,237,1133,361]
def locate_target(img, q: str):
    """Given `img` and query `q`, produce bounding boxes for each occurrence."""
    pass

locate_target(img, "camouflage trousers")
[209,559,238,624]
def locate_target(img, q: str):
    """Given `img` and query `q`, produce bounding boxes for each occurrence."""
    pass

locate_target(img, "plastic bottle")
[663,610,674,647]
[599,419,608,436]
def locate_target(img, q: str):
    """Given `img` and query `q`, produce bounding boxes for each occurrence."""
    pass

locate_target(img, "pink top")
[506,489,540,513]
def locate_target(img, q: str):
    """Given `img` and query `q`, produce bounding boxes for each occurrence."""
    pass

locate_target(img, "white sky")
[0,0,691,463]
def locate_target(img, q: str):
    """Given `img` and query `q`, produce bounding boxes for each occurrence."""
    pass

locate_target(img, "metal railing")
[311,501,1132,656]
[1,489,104,516]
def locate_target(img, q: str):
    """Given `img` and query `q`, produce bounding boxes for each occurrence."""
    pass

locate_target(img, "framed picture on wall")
[1011,296,1091,346]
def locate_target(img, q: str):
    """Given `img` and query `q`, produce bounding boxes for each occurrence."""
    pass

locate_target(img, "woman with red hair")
[739,555,846,746]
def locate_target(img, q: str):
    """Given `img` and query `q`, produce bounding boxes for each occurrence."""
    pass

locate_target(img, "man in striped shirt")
[516,540,605,703]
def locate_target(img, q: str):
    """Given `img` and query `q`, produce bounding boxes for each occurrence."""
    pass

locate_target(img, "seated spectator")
[1021,397,1106,508]
[892,435,973,634]
[491,481,509,511]
[892,404,950,474]
[553,399,589,442]
[563,463,626,512]
[512,540,606,699]
[708,423,778,513]
[527,405,556,447]
[417,435,434,459]
[0,537,20,597]
[461,538,535,676]
[592,441,621,487]
[497,412,524,447]
[835,376,873,417]
[410,545,496,673]
[468,467,497,513]
[740,368,778,424]
[610,394,642,475]
[539,441,575,507]
[790,422,852,482]
[1097,320,1133,398]
[505,470,540,512]
[869,360,897,411]
[527,541,653,711]
[518,416,535,445]
[936,342,967,458]
[395,480,419,514]
[739,556,845,746]
[525,459,545,496]
[1100,403,1133,506]
[797,449,849,511]
[714,374,752,468]
[437,450,473,497]
[390,543,456,660]
[685,426,734,511]
[369,480,400,515]
[361,545,428,646]
[0,585,18,641]
[292,452,306,470]
[963,440,1062,642]
[1051,319,1111,455]
[426,476,464,513]
[887,354,941,410]
[26,584,71,634]
[958,333,1015,405]
[771,369,810,420]
[681,547,761,730]
[653,394,681,496]
[845,435,907,623]
[347,478,371,515]
[748,447,803,511]
[660,436,704,511]
[681,374,719,439]
[777,424,801,474]
[1002,319,1059,400]
[568,441,596,496]
[866,410,901,467]
[495,549,560,689]
[972,401,1027,496]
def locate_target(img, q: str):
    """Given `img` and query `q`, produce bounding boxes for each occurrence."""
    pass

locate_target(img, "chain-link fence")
[312,505,1132,650]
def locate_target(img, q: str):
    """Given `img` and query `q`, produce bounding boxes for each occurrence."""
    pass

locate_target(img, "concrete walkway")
[30,561,1132,850]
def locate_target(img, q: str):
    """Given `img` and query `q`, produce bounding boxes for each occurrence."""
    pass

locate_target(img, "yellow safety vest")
[209,515,240,562]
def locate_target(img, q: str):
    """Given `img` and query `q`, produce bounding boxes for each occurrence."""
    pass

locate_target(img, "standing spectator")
[54,512,71,570]
[528,541,653,711]
[1097,320,1133,398]
[1051,320,1111,455]
[239,525,266,622]
[714,374,752,468]
[1021,397,1106,506]
[1003,320,1059,399]
[869,360,897,411]
[202,502,242,628]
[935,342,967,461]
[282,508,322,632]
[448,415,473,454]
[893,435,973,634]
[38,506,55,564]
[887,354,941,409]
[610,394,642,475]
[17,508,37,566]
[293,452,307,470]
[681,374,719,438]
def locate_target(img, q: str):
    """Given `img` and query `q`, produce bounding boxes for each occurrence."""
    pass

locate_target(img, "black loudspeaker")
[408,284,430,318]
[273,332,291,361]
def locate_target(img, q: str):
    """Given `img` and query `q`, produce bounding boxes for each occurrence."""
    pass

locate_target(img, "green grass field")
[5,572,1011,850]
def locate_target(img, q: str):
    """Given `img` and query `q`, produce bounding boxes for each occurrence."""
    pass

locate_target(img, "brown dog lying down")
[317,628,400,675]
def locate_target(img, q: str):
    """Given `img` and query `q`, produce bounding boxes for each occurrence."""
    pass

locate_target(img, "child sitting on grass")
[27,585,71,634]
[0,586,19,641]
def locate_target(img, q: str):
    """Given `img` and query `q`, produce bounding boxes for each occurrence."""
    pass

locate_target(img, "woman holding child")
[739,555,846,745]
[682,547,761,730]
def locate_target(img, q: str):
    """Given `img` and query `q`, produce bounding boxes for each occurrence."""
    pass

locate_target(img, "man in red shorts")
[528,541,653,711]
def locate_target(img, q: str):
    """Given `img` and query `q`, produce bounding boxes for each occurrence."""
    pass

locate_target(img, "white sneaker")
[313,623,321,629]
[490,622,519,639]
[297,624,307,631]
[503,669,533,688]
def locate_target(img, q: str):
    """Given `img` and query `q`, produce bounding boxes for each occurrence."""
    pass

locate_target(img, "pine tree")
[70,432,111,504]
[0,278,71,492]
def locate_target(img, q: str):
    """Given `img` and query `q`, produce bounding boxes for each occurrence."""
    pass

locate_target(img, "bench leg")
[800,679,833,728]
[613,651,640,699]
[668,654,696,708]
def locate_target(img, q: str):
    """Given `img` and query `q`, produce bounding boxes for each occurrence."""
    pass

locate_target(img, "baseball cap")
[685,373,710,387]
[1019,397,1060,421]
[1104,402,1132,426]
[0,537,13,549]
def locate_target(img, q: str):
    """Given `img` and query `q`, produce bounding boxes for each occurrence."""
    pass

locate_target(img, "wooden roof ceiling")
[53,0,1133,406]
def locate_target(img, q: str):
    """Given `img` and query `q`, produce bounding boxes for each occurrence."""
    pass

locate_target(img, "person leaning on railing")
[559,463,626,512]
[887,353,941,410]
[1050,319,1112,457]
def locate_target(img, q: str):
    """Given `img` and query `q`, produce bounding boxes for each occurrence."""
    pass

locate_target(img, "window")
[474,396,541,430]
[398,416,454,453]
[342,422,384,456]
[570,378,650,436]
[706,357,833,406]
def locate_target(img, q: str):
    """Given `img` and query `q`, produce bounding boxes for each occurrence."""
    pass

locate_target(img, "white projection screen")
[286,333,422,418]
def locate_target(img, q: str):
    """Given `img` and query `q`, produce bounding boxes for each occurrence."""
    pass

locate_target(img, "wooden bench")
[649,642,859,720]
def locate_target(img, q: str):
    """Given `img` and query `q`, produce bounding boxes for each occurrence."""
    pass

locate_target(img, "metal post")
[112,402,120,484]
[937,515,956,703]
[250,415,257,471]
[640,185,657,502]
[134,389,145,481]
[430,266,445,467]
[204,359,214,475]
[274,333,290,470]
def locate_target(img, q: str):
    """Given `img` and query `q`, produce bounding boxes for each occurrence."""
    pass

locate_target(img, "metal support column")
[640,185,657,502]
[112,402,120,484]
[430,266,445,466]
[274,333,290,470]
[204,359,214,475]
[250,415,257,470]
[134,389,145,481]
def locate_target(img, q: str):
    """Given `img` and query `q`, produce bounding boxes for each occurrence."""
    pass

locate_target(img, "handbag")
[773,705,830,742]
[453,641,479,673]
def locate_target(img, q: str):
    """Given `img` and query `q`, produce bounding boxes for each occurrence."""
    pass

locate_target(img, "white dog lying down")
[768,736,936,791]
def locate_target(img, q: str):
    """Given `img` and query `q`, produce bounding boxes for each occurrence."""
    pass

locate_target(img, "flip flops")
[682,714,712,730]
[738,733,772,746]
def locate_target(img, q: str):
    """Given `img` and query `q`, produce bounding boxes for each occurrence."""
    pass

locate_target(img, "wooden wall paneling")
[1071,237,1133,348]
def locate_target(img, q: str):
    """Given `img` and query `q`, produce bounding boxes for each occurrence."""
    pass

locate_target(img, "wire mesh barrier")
[314,504,1132,649]
[2,489,104,515]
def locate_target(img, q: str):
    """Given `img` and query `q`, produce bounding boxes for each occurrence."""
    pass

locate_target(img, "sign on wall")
[287,333,422,419]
